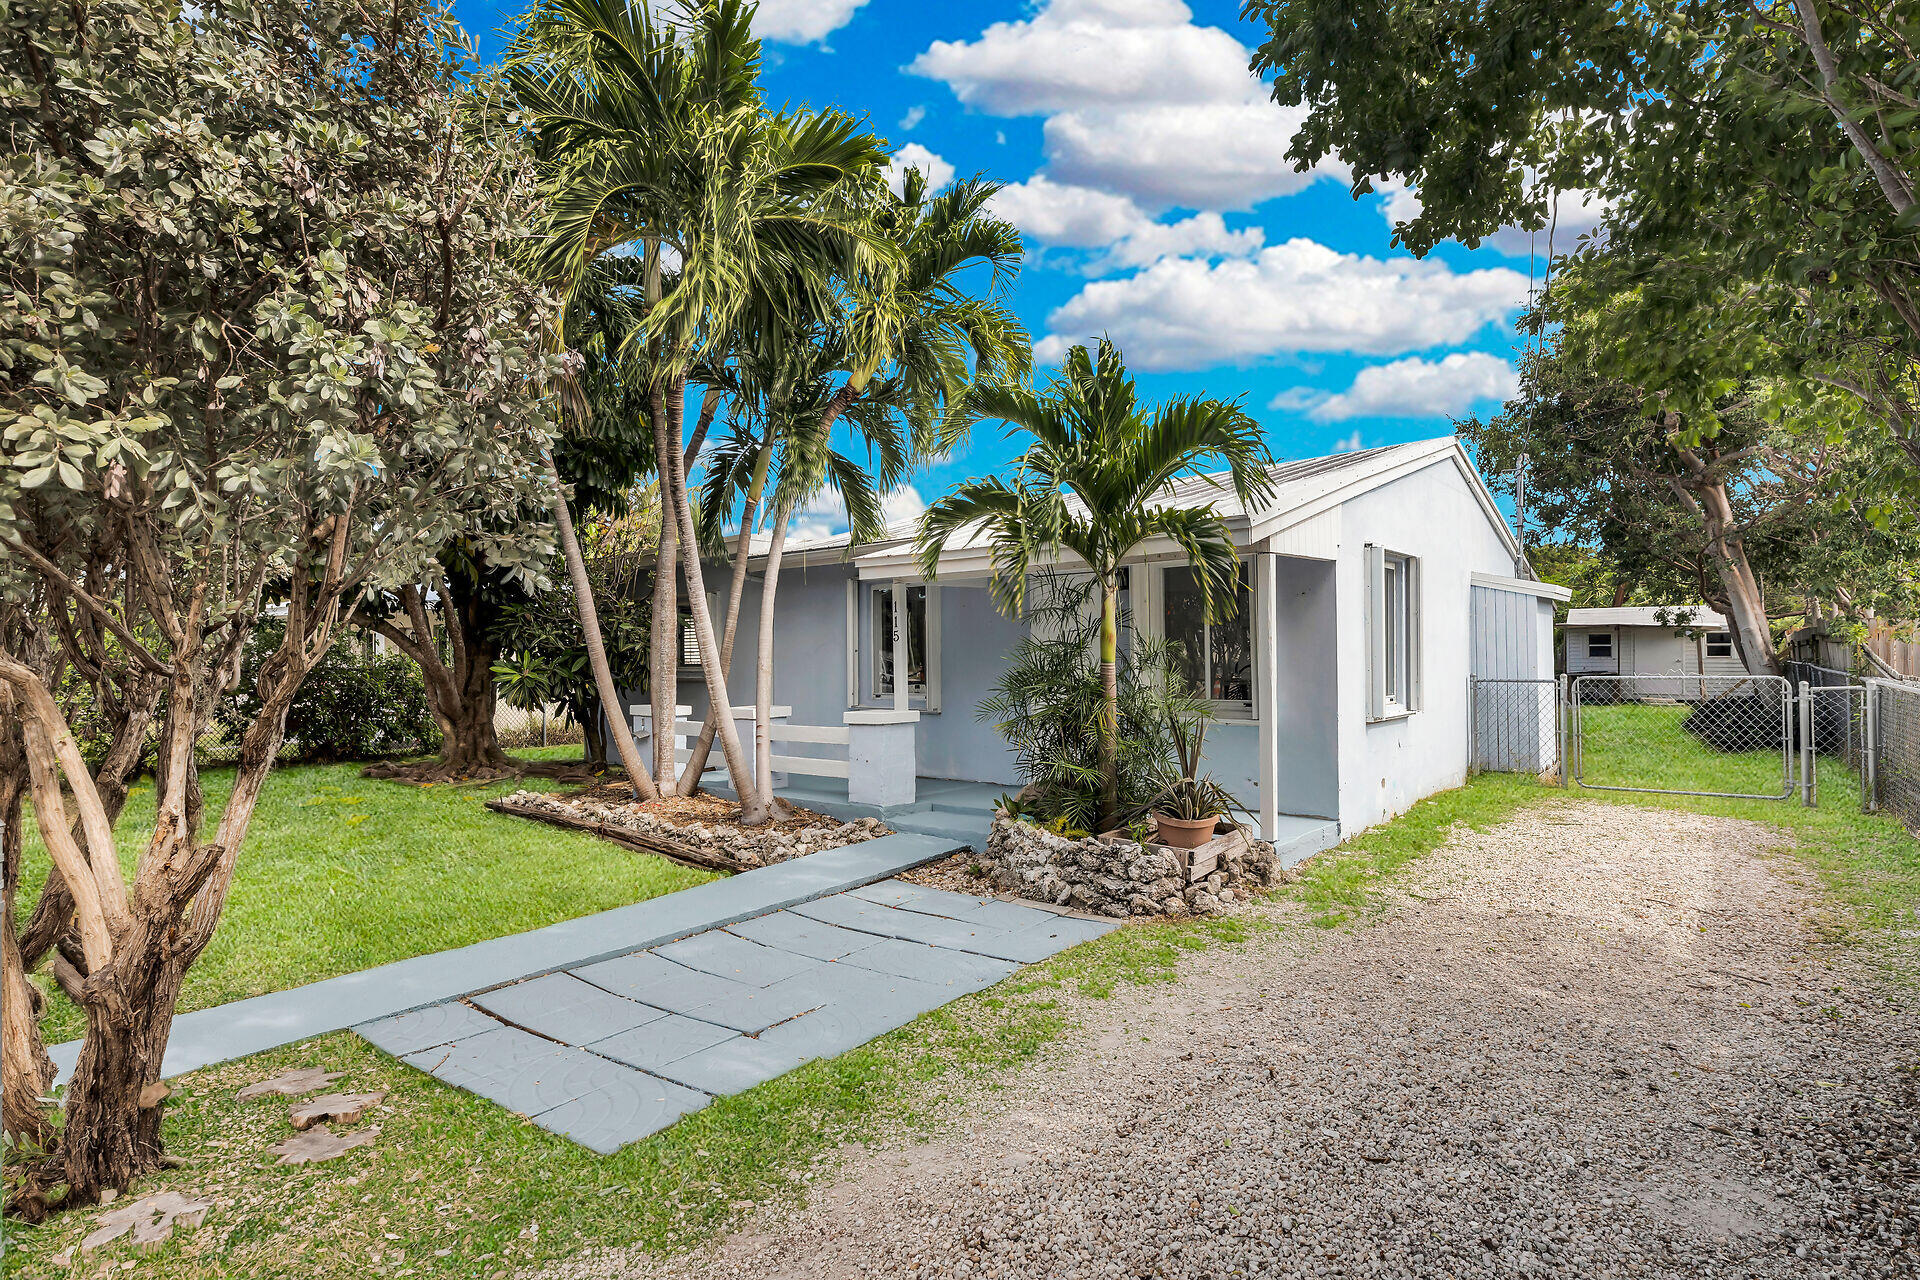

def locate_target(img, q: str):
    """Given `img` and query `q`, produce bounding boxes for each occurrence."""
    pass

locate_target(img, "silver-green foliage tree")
[0,0,554,1208]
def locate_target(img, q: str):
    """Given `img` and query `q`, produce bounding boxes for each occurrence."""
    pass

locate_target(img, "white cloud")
[989,176,1262,271]
[1302,352,1519,422]
[1331,429,1366,452]
[899,104,926,131]
[909,0,1340,211]
[1034,239,1529,371]
[787,483,927,541]
[752,0,868,44]
[885,143,955,194]
[1379,178,1610,257]
[1046,101,1335,210]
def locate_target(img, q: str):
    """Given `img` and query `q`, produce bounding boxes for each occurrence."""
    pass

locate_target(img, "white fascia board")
[857,520,1255,581]
[1471,571,1572,601]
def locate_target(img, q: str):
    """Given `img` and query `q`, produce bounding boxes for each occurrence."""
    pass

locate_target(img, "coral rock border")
[982,814,1280,917]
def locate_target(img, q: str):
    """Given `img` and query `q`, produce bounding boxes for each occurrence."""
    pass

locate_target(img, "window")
[868,583,939,705]
[1366,547,1419,719]
[1705,631,1734,659]
[1161,564,1253,710]
[676,593,717,671]
[1587,631,1613,660]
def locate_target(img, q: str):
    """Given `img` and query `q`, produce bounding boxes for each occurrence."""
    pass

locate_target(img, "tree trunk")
[649,464,681,794]
[543,451,657,800]
[655,377,765,824]
[365,577,511,778]
[1679,476,1780,677]
[0,724,55,1162]
[59,954,182,1202]
[680,432,772,792]
[1098,578,1120,829]
[752,498,793,819]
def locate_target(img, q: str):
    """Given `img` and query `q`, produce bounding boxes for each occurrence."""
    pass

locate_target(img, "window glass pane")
[1383,559,1404,701]
[1210,576,1253,703]
[1588,632,1611,658]
[1706,632,1733,658]
[679,612,699,667]
[1162,566,1206,695]
[904,586,927,690]
[873,588,895,696]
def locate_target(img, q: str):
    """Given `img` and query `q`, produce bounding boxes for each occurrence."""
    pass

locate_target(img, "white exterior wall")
[1331,460,1514,833]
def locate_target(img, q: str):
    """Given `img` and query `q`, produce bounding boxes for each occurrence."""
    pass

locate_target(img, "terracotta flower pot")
[1153,812,1218,849]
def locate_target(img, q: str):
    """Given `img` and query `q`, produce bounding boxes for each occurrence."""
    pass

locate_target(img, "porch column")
[1254,553,1280,841]
[845,709,918,808]
[891,583,908,713]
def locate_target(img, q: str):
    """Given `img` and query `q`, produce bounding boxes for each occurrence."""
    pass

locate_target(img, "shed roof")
[1562,605,1728,629]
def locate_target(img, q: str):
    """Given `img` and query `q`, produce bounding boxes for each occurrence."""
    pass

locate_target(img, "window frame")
[1586,631,1614,660]
[1366,545,1421,722]
[860,581,941,712]
[1704,630,1734,659]
[1153,558,1257,719]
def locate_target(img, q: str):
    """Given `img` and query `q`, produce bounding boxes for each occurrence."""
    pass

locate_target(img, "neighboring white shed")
[1561,605,1749,677]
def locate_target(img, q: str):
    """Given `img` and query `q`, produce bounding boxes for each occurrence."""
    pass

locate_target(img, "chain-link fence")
[1469,678,1562,779]
[1570,674,1794,799]
[494,700,582,749]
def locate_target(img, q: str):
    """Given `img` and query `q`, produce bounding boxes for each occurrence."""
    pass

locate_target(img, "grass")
[7,753,1917,1279]
[1574,700,1792,796]
[15,750,713,1044]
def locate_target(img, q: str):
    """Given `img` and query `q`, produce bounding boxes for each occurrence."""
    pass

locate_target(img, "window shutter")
[1366,544,1387,720]
[1407,556,1423,711]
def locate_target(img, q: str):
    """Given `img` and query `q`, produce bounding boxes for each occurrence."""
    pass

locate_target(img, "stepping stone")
[725,909,881,961]
[679,967,840,1034]
[838,938,1020,989]
[270,1126,379,1165]
[788,894,1017,952]
[531,1071,711,1153]
[932,898,1075,932]
[235,1067,343,1101]
[653,930,824,987]
[648,1033,814,1096]
[357,1001,500,1056]
[960,916,1119,963]
[571,951,755,1015]
[401,1025,560,1091]
[754,1000,919,1060]
[849,881,999,920]
[77,1190,212,1253]
[289,1091,384,1130]
[587,1013,740,1073]
[471,972,665,1043]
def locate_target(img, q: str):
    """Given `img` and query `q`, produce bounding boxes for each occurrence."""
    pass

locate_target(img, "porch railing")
[628,704,918,808]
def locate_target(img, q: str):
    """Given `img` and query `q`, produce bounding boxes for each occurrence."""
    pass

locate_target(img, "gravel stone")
[534,801,1920,1280]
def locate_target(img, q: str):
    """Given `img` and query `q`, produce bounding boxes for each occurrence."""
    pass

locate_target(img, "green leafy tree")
[1245,0,1920,482]
[0,0,553,1208]
[917,339,1274,829]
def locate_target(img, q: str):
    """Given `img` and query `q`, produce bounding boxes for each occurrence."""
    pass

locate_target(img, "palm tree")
[916,339,1275,828]
[512,0,891,822]
[699,165,1030,816]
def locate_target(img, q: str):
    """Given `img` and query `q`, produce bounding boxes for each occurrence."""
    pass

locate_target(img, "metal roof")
[1562,605,1728,630]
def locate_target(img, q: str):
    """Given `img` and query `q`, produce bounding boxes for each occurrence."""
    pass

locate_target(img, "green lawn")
[16,752,713,1044]
[6,768,1915,1279]
[1573,700,1792,797]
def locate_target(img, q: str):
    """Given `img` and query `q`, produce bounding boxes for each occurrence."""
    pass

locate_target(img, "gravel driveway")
[542,801,1919,1279]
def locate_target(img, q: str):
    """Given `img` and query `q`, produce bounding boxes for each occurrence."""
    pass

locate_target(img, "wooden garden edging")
[484,798,751,874]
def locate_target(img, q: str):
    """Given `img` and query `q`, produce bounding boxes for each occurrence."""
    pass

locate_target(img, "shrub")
[218,623,441,763]
[979,574,1213,832]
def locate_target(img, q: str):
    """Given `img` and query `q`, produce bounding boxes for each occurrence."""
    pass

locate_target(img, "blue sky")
[457,0,1589,535]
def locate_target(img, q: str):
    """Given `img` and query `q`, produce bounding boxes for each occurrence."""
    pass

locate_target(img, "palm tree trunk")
[679,432,772,792]
[753,497,794,820]
[649,471,680,793]
[1099,577,1119,828]
[656,378,767,824]
[543,451,657,800]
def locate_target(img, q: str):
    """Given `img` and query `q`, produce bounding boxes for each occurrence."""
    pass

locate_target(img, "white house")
[636,436,1562,861]
[1561,605,1748,678]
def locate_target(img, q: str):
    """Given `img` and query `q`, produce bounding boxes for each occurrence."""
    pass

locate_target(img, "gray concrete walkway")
[356,880,1116,1153]
[50,831,966,1085]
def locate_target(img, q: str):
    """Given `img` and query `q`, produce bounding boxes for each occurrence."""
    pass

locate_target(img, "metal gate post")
[1467,676,1477,777]
[1556,674,1568,786]
[1864,681,1879,814]
[1798,680,1814,807]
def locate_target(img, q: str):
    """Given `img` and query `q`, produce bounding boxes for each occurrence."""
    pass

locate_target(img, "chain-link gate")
[1570,674,1795,800]
[1787,662,1873,812]
[1469,678,1563,779]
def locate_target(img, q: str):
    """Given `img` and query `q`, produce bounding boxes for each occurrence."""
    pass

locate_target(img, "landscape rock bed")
[982,814,1279,917]
[497,788,890,871]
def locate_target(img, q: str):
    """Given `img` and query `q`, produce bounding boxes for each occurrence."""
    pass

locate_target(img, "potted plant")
[1149,716,1240,849]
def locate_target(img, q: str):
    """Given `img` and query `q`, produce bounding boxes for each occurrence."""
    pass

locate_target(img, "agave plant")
[1146,714,1246,824]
